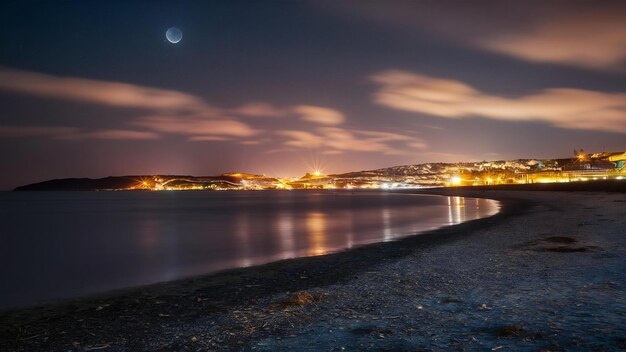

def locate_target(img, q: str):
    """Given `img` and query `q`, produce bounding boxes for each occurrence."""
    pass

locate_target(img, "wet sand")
[1,182,625,351]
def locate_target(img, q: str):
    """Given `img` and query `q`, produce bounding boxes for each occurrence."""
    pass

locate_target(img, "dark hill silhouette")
[14,177,139,191]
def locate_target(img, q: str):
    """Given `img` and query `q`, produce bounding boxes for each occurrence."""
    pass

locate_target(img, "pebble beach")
[1,182,625,351]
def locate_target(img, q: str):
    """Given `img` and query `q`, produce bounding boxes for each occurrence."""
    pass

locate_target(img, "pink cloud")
[133,116,258,137]
[229,102,287,117]
[479,9,626,71]
[277,127,426,155]
[320,127,381,152]
[0,67,210,112]
[277,130,325,148]
[372,70,626,133]
[0,67,262,141]
[354,130,414,142]
[230,103,350,127]
[0,67,356,147]
[0,126,159,140]
[0,67,268,143]
[188,136,232,142]
[0,126,79,138]
[322,150,343,155]
[321,2,626,72]
[293,105,346,125]
[62,129,160,140]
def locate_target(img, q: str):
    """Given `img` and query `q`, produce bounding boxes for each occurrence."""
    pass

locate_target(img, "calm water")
[0,190,499,308]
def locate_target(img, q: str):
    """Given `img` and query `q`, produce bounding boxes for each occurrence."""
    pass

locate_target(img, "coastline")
[1,183,625,351]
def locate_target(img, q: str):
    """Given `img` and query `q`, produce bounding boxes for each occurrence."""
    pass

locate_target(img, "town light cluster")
[121,150,625,191]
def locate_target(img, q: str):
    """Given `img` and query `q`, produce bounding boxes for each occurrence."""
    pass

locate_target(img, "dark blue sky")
[1,0,624,189]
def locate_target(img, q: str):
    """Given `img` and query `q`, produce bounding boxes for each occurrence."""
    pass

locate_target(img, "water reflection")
[447,196,466,225]
[0,190,500,308]
[277,211,296,259]
[137,218,160,250]
[344,209,355,249]
[306,211,327,256]
[382,207,392,242]
[235,213,252,267]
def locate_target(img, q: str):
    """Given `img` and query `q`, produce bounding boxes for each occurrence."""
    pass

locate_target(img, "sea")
[0,190,499,309]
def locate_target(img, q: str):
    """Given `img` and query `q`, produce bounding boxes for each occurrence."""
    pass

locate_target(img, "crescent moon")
[166,27,183,44]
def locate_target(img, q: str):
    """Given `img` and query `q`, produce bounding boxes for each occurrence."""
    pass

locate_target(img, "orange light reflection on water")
[277,211,296,259]
[306,211,327,256]
[447,196,467,225]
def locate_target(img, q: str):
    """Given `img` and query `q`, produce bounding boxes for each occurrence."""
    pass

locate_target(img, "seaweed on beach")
[273,291,324,309]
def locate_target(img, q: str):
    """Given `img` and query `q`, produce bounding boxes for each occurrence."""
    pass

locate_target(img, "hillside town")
[123,150,626,191]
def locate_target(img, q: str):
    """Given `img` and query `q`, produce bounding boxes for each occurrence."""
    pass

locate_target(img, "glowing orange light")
[450,175,462,186]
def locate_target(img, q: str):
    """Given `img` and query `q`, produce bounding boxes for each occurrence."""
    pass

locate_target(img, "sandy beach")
[1,183,625,351]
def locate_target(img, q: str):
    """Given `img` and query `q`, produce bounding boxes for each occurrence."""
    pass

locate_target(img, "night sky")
[1,0,625,189]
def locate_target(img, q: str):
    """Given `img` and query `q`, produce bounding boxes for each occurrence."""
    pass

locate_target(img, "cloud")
[354,130,415,143]
[133,116,258,137]
[0,66,264,141]
[62,129,160,140]
[0,66,373,157]
[231,103,348,126]
[293,105,346,125]
[277,130,324,148]
[188,136,233,142]
[0,126,79,138]
[407,141,429,149]
[0,67,355,148]
[0,67,210,111]
[372,70,626,133]
[320,1,626,72]
[277,127,426,155]
[230,103,348,126]
[0,67,346,125]
[264,147,298,154]
[229,102,287,118]
[479,9,626,71]
[321,127,405,154]
[321,150,343,155]
[0,126,159,140]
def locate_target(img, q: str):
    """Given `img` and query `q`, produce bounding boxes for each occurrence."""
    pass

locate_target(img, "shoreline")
[1,182,625,351]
